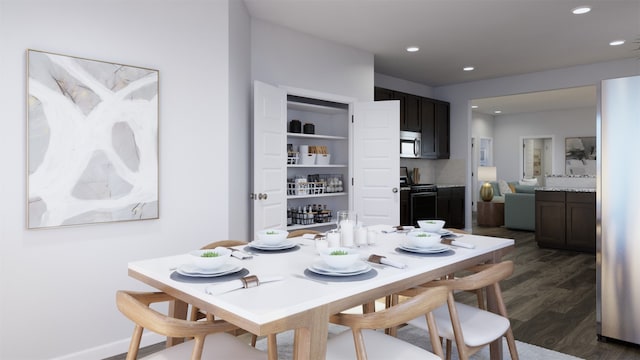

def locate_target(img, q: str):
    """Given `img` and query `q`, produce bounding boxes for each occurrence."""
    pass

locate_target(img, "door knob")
[392,187,398,193]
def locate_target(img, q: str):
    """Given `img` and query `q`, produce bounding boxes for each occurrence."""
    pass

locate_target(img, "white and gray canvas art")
[27,50,158,228]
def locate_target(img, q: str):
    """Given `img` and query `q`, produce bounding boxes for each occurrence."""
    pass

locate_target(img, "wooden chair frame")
[330,286,449,360]
[188,240,277,358]
[411,260,518,360]
[116,290,239,360]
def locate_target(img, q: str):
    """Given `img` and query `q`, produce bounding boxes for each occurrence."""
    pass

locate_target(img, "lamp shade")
[477,166,497,182]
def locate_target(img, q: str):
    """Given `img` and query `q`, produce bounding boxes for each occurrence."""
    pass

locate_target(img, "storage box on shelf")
[288,205,333,226]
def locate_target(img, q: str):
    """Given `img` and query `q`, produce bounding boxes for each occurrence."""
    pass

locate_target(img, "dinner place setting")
[244,229,301,253]
[169,247,251,283]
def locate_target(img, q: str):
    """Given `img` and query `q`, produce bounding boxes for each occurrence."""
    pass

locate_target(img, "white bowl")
[320,247,360,270]
[189,247,232,270]
[417,219,446,232]
[256,229,289,245]
[406,231,442,248]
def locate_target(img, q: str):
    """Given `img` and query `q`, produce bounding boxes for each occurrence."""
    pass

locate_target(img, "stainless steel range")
[409,183,437,226]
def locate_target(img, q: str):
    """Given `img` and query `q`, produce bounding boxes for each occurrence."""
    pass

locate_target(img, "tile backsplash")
[401,158,466,185]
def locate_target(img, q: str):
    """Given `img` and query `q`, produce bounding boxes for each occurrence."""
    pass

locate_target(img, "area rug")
[255,324,584,359]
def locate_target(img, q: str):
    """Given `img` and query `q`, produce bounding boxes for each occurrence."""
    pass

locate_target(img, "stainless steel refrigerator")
[598,74,640,344]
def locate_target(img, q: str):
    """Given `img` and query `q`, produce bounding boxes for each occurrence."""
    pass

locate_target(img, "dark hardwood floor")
[469,221,640,360]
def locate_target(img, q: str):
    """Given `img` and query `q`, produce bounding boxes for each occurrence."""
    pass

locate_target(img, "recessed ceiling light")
[494,110,502,114]
[572,6,591,15]
[471,105,479,109]
[406,46,419,52]
[609,40,626,46]
[463,66,475,71]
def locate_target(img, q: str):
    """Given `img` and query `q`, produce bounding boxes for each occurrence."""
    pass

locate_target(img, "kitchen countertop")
[436,184,465,188]
[536,187,596,193]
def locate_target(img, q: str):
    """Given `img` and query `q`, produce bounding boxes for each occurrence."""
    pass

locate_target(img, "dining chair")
[116,290,267,360]
[326,285,449,360]
[404,260,518,360]
[287,229,320,238]
[188,240,277,357]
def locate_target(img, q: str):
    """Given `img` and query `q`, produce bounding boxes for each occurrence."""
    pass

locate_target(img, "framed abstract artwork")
[27,49,159,229]
[565,136,596,176]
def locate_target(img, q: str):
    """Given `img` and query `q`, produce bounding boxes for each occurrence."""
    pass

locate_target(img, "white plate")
[249,240,296,250]
[309,260,371,277]
[177,263,242,277]
[399,244,451,254]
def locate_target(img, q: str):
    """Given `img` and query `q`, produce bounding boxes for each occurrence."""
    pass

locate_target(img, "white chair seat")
[143,333,267,360]
[326,329,441,360]
[407,302,511,348]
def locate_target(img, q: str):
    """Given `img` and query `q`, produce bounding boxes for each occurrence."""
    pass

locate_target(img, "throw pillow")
[508,183,516,193]
[498,179,512,195]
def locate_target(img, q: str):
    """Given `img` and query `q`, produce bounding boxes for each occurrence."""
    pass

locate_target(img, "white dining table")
[128,231,514,360]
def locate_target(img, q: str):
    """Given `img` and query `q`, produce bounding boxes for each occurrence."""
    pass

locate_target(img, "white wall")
[228,0,252,240]
[0,0,234,358]
[251,19,374,101]
[434,58,640,229]
[493,107,596,181]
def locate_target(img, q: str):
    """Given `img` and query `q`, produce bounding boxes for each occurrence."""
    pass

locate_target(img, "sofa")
[489,181,536,231]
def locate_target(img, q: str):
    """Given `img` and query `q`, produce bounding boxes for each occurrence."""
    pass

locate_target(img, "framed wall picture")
[27,49,159,229]
[565,136,596,176]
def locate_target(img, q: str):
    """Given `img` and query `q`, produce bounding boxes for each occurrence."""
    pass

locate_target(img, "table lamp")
[478,166,497,202]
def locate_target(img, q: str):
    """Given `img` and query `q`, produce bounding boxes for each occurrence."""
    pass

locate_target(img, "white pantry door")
[252,81,287,236]
[353,101,400,226]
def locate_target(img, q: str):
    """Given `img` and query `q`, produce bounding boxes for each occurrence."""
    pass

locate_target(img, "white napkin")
[205,275,284,295]
[367,224,396,233]
[302,233,321,240]
[368,254,407,269]
[231,251,252,259]
[449,240,475,249]
[380,257,407,269]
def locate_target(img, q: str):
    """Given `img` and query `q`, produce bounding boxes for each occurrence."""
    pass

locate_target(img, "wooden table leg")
[293,305,329,360]
[167,299,189,347]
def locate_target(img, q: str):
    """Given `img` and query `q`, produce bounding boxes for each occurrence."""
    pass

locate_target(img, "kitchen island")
[535,188,596,253]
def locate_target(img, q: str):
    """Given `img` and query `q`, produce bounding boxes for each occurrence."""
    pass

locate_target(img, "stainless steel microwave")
[400,131,421,158]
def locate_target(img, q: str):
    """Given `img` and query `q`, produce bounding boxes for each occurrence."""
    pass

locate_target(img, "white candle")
[327,230,341,248]
[355,226,367,246]
[340,220,354,247]
[315,239,329,253]
[367,229,377,245]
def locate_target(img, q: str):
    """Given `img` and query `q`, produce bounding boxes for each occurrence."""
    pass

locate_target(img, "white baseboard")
[50,333,164,360]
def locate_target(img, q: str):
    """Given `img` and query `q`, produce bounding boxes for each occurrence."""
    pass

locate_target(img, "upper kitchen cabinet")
[421,98,450,159]
[374,87,420,132]
[375,87,450,159]
[253,81,400,236]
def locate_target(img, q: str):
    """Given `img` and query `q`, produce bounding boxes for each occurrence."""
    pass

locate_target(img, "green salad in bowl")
[189,247,232,270]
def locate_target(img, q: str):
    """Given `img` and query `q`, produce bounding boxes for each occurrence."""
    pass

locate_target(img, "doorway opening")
[520,136,553,186]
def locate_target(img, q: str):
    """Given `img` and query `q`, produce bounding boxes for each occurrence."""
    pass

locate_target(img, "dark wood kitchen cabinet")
[436,186,465,229]
[403,93,421,132]
[400,189,410,226]
[422,98,450,159]
[375,87,420,132]
[535,190,595,253]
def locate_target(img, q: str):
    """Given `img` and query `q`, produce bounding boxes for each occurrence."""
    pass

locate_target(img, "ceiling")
[244,0,639,115]
[244,0,640,87]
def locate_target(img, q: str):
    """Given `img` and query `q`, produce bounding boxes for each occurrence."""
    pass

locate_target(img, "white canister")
[327,230,341,248]
[298,145,309,154]
[355,226,367,246]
